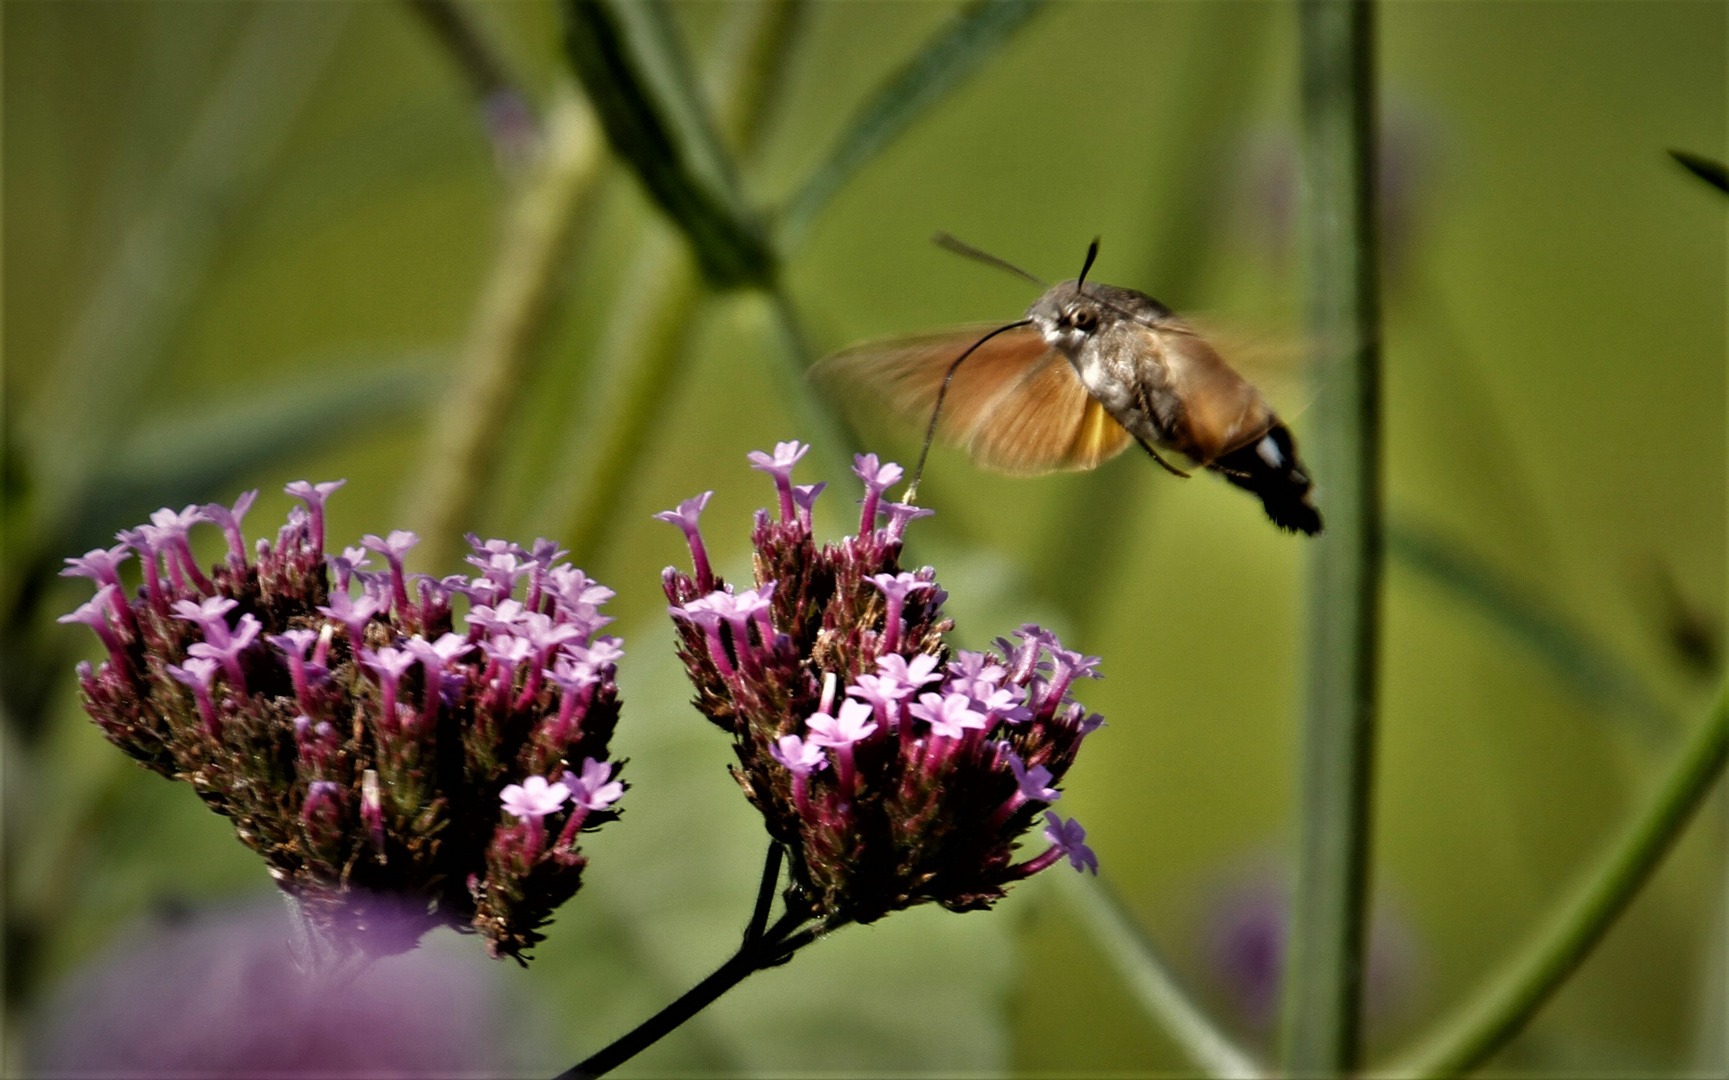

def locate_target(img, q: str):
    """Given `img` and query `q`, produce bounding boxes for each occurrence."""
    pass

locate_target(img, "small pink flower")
[499,775,571,820]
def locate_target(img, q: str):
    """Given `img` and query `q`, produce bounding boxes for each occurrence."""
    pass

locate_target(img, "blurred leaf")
[559,0,772,288]
[70,360,436,555]
[1668,149,1729,194]
[1057,872,1263,1079]
[1388,516,1679,744]
[776,0,1045,249]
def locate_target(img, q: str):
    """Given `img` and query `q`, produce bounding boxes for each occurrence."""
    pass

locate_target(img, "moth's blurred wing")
[815,324,1130,475]
[1143,322,1276,463]
[969,355,1132,473]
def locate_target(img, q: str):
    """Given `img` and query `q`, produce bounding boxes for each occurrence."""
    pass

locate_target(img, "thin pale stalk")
[551,228,704,565]
[1058,873,1264,1079]
[1385,684,1729,1077]
[406,89,603,570]
[1281,0,1382,1074]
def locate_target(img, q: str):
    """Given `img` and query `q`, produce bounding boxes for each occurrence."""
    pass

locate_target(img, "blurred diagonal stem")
[1281,0,1382,1074]
[1060,874,1263,1078]
[406,0,525,109]
[407,88,603,569]
[1387,683,1729,1077]
[560,843,838,1079]
[1388,517,1678,744]
[776,0,1044,249]
[561,0,773,288]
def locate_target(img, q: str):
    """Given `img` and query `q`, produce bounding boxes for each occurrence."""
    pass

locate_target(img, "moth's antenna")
[904,319,1035,504]
[933,233,1047,289]
[1076,236,1101,291]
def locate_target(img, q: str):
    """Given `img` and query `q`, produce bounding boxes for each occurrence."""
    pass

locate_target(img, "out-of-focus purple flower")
[1201,866,1421,1041]
[769,733,828,817]
[116,528,168,611]
[332,543,372,583]
[317,590,381,651]
[769,733,828,776]
[173,596,239,645]
[31,899,520,1076]
[869,573,934,654]
[791,482,826,525]
[186,612,261,693]
[303,779,344,840]
[61,543,133,588]
[359,646,416,729]
[148,505,213,593]
[669,596,736,678]
[269,629,320,713]
[61,544,138,632]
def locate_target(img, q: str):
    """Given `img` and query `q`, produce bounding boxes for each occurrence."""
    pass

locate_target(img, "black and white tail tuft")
[1211,425,1323,536]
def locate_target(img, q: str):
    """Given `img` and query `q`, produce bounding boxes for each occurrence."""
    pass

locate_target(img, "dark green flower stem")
[1282,0,1383,1074]
[744,840,785,944]
[558,844,828,1080]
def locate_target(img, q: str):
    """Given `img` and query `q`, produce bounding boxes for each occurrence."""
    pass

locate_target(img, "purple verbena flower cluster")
[62,482,625,960]
[660,442,1103,925]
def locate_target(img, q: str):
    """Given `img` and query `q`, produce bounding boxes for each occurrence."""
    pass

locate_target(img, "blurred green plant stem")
[1282,0,1384,1073]
[1061,873,1263,1078]
[407,87,604,569]
[1390,682,1729,1077]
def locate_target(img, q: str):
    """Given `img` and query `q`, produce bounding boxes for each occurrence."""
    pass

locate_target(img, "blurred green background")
[4,1,1724,1075]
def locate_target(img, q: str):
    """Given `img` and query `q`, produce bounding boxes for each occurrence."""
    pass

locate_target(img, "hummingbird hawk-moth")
[816,235,1323,536]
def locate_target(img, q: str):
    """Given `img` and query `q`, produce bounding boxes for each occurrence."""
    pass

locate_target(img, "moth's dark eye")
[1073,310,1097,332]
